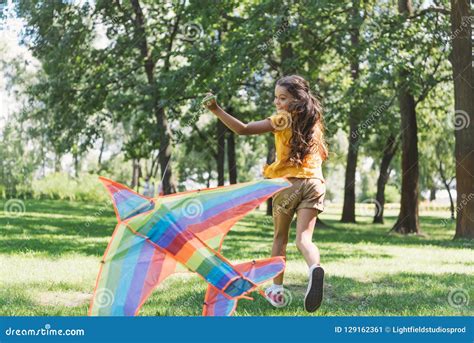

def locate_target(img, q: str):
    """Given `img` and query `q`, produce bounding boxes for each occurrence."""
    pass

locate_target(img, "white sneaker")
[264,286,287,308]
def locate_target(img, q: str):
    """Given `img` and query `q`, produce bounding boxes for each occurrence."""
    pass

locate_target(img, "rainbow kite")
[89,177,291,316]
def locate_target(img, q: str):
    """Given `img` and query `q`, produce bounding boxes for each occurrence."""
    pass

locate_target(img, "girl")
[203,75,328,312]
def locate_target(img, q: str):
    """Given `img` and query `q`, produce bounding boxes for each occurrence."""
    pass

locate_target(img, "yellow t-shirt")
[263,110,324,180]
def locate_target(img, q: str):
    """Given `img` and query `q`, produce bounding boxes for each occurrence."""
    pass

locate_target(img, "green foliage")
[0,41,41,198]
[18,1,106,157]
[31,173,108,202]
[384,184,401,204]
[0,122,40,199]
[418,80,455,192]
[0,0,458,210]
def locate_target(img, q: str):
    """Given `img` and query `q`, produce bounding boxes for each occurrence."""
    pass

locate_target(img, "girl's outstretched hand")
[202,92,218,111]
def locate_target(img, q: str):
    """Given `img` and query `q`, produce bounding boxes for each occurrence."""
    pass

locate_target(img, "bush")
[32,172,109,202]
[385,184,400,203]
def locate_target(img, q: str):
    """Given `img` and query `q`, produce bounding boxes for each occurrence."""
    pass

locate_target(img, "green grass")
[0,199,472,316]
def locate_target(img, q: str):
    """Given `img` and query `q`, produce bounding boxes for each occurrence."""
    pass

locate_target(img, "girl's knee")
[273,226,289,241]
[273,232,289,247]
[295,236,312,251]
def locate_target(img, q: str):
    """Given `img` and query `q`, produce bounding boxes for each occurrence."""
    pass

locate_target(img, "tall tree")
[450,0,474,239]
[129,0,177,194]
[216,119,226,186]
[392,0,421,234]
[226,126,237,184]
[341,0,363,223]
[374,134,399,224]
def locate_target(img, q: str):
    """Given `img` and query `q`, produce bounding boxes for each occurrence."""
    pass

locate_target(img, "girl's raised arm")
[204,93,274,135]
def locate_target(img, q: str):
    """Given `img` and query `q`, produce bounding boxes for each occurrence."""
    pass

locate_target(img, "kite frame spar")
[89,177,291,316]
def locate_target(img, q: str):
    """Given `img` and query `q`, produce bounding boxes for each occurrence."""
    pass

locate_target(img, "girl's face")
[274,85,294,112]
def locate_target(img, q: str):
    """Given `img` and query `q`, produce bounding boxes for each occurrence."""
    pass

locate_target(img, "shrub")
[32,172,108,202]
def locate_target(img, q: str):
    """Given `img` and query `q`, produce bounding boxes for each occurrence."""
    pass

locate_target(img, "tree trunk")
[437,157,456,220]
[156,107,176,194]
[206,161,212,188]
[392,72,420,233]
[280,41,295,75]
[451,0,474,239]
[391,0,420,234]
[341,0,362,223]
[137,163,142,192]
[54,153,61,172]
[266,139,276,216]
[150,152,159,179]
[131,159,140,190]
[446,182,455,220]
[73,151,79,178]
[341,119,359,222]
[98,138,105,167]
[429,187,437,201]
[217,120,226,186]
[227,128,237,184]
[374,135,398,224]
[131,0,177,195]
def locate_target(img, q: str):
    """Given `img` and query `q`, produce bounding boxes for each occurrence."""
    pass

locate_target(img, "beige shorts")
[272,177,326,217]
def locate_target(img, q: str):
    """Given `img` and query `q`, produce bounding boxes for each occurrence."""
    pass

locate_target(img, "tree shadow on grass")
[1,272,471,316]
[318,272,473,316]
[0,200,116,256]
[1,200,471,258]
[161,272,472,316]
[0,214,113,256]
[0,216,115,237]
[298,215,471,250]
[0,236,107,256]
[0,199,114,217]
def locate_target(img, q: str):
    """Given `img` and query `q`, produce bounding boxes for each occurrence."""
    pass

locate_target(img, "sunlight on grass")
[0,200,472,316]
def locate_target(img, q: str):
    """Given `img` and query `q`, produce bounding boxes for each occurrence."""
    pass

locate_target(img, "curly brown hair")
[276,75,328,166]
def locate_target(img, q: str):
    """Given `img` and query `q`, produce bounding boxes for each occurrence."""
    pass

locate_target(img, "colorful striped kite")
[89,177,291,316]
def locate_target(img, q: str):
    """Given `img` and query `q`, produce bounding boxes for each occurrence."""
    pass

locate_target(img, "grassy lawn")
[0,199,472,316]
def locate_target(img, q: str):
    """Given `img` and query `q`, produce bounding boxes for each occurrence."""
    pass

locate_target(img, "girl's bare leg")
[295,208,320,267]
[295,208,324,312]
[271,210,293,285]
